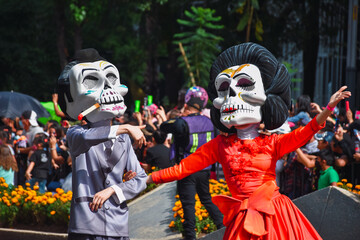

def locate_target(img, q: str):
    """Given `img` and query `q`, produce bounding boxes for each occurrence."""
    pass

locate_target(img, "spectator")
[21,110,45,146]
[143,130,173,170]
[47,125,71,191]
[0,144,18,185]
[287,95,312,127]
[313,149,339,189]
[25,133,51,193]
[13,127,29,186]
[314,131,334,150]
[160,86,224,240]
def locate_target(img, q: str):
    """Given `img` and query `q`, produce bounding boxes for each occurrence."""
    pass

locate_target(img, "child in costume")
[147,43,351,239]
[56,48,147,240]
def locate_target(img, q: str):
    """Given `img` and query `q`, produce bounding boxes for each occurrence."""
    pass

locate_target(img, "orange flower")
[50,211,56,215]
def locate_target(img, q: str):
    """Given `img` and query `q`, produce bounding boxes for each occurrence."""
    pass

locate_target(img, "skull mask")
[66,60,128,123]
[212,64,266,129]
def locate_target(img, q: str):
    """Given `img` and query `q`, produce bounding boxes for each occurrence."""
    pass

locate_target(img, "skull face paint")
[213,64,266,128]
[66,60,128,123]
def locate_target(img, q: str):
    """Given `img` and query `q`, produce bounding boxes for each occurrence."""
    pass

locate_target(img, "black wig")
[208,42,291,132]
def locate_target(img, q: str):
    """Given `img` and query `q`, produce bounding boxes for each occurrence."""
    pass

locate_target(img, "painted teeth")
[100,95,123,104]
[221,104,253,114]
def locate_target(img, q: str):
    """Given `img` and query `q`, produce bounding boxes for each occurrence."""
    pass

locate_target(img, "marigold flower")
[336,182,343,186]
[181,219,185,223]
[25,182,31,187]
[169,221,175,227]
[346,183,353,189]
[56,188,64,195]
[50,211,56,215]
[341,179,348,183]
[33,185,40,190]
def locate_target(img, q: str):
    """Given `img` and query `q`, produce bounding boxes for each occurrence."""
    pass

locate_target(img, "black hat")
[312,149,335,165]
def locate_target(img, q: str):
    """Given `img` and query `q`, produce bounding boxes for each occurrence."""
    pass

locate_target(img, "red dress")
[152,118,324,240]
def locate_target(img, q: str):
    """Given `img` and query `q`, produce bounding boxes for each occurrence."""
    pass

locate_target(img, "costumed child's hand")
[127,125,146,149]
[146,175,154,184]
[327,86,351,108]
[123,170,136,181]
[90,187,115,212]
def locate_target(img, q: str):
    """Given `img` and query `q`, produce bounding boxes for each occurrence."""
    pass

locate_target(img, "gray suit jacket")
[67,123,147,237]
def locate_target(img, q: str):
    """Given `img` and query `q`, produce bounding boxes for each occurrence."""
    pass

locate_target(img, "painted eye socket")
[106,73,118,85]
[236,77,255,90]
[83,75,98,89]
[218,82,230,91]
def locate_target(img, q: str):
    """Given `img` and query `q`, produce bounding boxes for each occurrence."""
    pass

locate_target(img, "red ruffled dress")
[152,118,323,240]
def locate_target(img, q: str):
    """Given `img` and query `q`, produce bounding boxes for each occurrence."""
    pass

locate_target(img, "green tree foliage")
[233,0,263,42]
[173,6,224,88]
[0,1,59,101]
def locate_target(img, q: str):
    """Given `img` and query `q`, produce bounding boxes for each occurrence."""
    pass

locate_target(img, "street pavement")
[128,181,183,240]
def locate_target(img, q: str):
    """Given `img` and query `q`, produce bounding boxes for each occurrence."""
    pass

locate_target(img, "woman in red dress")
[147,43,351,239]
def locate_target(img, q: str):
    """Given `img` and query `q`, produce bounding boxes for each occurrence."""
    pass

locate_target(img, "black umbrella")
[0,91,51,118]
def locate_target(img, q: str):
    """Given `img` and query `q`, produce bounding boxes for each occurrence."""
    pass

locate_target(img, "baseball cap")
[21,110,39,126]
[314,131,334,143]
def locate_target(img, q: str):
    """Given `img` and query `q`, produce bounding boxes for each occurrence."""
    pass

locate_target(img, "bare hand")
[89,187,114,212]
[52,93,59,103]
[127,125,146,149]
[49,135,57,148]
[25,172,32,181]
[133,112,143,126]
[328,86,351,108]
[156,106,167,122]
[353,153,360,162]
[123,170,136,181]
[310,102,322,114]
[146,175,154,184]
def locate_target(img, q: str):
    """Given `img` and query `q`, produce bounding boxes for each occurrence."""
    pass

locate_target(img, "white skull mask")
[66,60,128,123]
[213,64,266,128]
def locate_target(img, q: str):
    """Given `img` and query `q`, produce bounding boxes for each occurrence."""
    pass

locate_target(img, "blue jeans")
[28,178,47,193]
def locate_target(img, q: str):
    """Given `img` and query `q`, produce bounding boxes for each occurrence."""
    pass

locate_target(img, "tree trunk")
[302,0,320,100]
[144,9,159,95]
[54,0,68,70]
[73,24,83,53]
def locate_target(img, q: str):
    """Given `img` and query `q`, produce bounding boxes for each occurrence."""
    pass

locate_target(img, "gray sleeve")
[67,125,112,157]
[114,135,147,201]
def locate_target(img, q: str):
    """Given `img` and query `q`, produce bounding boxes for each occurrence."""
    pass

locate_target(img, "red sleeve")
[151,138,219,184]
[275,117,325,159]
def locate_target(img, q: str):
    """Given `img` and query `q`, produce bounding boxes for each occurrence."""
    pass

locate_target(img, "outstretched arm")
[316,86,351,125]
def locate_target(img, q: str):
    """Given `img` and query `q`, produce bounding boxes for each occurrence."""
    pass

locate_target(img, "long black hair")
[208,42,291,132]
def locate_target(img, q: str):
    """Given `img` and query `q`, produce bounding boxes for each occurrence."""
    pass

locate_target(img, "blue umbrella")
[0,91,51,118]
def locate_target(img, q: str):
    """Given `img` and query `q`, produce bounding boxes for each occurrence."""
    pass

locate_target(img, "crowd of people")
[0,87,359,232]
[0,90,359,204]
